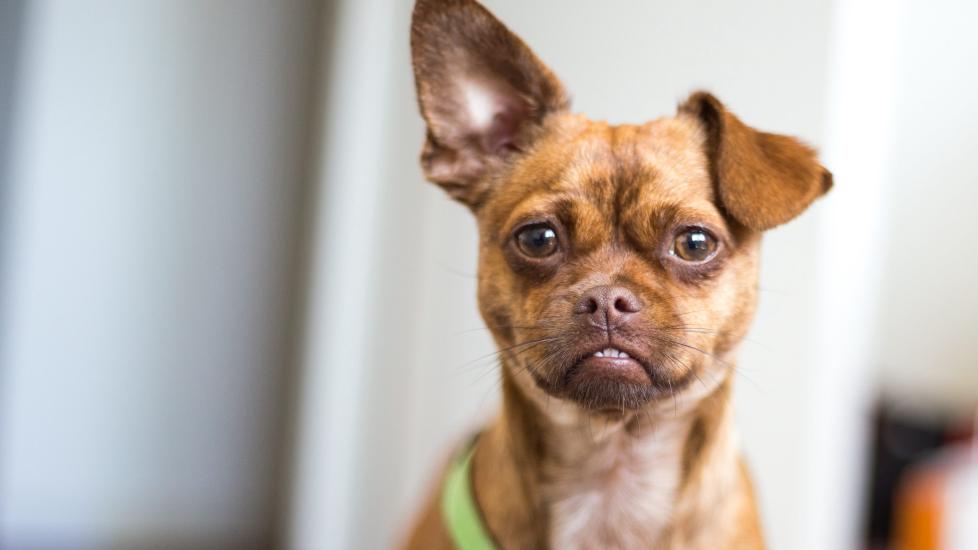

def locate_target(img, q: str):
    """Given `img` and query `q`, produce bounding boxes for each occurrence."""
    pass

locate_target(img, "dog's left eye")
[516,224,559,258]
[672,228,718,262]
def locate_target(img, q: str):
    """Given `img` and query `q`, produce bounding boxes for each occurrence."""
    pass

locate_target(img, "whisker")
[670,309,712,319]
[648,331,763,391]
[647,332,729,368]
[456,336,560,371]
[668,379,677,417]
[467,341,560,387]
[435,261,477,279]
[656,327,720,335]
[450,324,552,337]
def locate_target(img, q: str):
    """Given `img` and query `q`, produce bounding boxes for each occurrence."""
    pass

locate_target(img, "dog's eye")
[516,224,559,258]
[673,228,718,262]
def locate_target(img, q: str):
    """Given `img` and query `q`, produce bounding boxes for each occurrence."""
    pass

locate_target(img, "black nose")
[573,285,642,330]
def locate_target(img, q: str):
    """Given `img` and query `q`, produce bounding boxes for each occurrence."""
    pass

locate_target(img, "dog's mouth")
[566,344,652,387]
[525,339,676,411]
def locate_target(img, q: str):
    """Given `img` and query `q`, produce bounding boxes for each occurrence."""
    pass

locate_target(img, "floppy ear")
[680,92,832,231]
[411,0,569,208]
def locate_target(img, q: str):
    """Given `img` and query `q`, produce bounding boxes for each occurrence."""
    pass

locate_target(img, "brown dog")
[404,0,831,548]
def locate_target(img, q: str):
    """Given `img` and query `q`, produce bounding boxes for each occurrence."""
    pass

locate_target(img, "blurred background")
[1,0,976,549]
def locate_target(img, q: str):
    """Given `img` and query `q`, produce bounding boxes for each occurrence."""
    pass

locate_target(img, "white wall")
[0,1,322,547]
[290,1,839,549]
[806,2,907,547]
[0,0,26,199]
[871,0,978,413]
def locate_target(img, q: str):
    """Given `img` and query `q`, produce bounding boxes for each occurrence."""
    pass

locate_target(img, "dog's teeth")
[595,348,631,359]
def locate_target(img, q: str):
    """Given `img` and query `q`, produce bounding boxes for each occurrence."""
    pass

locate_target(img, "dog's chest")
[543,434,684,549]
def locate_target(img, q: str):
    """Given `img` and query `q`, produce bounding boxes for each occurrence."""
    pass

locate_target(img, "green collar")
[441,441,497,550]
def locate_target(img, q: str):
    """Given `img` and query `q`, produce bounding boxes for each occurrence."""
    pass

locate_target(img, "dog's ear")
[411,0,569,208]
[680,92,832,231]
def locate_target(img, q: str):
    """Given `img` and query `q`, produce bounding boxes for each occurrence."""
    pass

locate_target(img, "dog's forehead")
[489,114,716,230]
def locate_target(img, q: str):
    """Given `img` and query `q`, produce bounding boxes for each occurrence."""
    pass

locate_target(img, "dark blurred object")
[865,402,948,546]
[864,399,978,550]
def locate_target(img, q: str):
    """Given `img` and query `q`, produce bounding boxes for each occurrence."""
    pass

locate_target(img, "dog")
[404,0,831,548]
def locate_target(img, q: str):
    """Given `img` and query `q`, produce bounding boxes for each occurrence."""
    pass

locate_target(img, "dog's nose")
[573,285,642,330]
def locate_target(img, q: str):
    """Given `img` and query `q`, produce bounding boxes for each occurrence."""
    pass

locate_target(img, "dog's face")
[473,117,766,412]
[411,0,831,412]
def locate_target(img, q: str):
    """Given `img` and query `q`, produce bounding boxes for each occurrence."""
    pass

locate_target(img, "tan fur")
[404,1,829,548]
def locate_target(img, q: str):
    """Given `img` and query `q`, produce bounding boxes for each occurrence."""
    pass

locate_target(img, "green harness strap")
[441,442,497,550]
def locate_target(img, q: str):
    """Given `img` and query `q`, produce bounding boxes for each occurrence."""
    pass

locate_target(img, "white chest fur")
[542,419,691,549]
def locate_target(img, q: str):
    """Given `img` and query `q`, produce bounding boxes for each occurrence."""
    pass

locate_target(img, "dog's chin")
[562,354,654,410]
[531,353,683,412]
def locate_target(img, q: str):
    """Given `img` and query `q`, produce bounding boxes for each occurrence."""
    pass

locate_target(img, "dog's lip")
[573,355,651,386]
[567,341,654,381]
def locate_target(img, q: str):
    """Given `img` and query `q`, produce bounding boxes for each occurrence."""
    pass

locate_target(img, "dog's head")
[411,0,831,412]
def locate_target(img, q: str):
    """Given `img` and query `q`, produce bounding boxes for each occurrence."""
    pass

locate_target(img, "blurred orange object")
[893,462,947,550]
[892,419,978,550]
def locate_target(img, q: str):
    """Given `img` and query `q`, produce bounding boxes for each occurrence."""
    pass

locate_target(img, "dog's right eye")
[672,227,719,263]
[515,224,559,258]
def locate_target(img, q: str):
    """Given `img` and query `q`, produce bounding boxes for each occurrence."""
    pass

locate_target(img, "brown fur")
[404,1,830,548]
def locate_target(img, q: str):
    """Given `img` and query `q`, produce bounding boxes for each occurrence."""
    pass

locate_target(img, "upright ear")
[680,92,833,231]
[411,0,569,208]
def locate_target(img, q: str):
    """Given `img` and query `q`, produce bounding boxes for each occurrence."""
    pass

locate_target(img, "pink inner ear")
[487,108,527,154]
[459,77,531,156]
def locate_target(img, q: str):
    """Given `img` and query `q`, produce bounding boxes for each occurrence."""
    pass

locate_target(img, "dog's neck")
[472,360,748,549]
